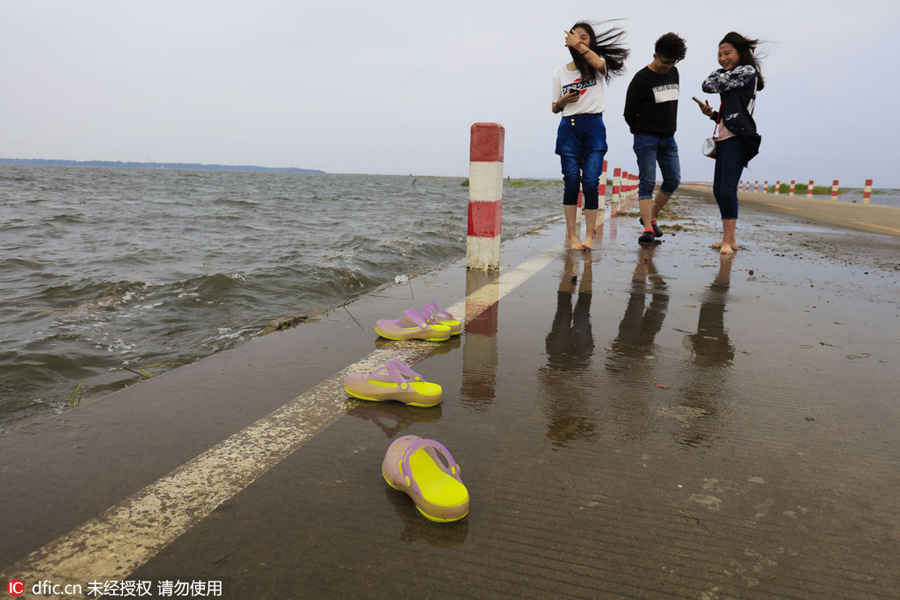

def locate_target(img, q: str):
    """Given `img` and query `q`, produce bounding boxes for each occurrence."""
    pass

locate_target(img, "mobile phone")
[692,96,704,105]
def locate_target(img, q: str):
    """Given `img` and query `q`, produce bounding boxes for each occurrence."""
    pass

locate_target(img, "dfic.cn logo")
[7,579,25,597]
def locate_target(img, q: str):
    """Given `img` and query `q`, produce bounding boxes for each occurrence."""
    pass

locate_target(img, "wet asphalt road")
[2,188,899,599]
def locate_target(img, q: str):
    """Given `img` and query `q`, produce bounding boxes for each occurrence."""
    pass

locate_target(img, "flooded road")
[3,190,898,598]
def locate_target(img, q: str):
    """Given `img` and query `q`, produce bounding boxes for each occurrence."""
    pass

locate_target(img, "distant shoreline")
[0,158,325,174]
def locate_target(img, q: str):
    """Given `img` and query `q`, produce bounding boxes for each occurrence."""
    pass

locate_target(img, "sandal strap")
[423,302,453,321]
[384,360,422,388]
[399,438,461,495]
[368,360,422,390]
[402,308,431,329]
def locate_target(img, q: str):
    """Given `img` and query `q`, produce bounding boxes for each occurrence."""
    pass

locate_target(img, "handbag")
[701,103,722,159]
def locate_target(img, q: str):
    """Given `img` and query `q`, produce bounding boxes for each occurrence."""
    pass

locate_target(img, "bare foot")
[582,236,593,251]
[719,242,736,255]
[712,241,739,251]
[567,234,583,250]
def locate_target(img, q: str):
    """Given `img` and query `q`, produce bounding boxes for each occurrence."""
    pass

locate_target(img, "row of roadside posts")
[735,178,875,204]
[466,122,639,272]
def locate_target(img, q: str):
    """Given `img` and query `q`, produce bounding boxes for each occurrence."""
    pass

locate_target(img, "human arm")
[701,65,756,93]
[622,75,641,129]
[564,29,607,73]
[551,68,579,114]
[552,89,580,114]
[693,96,716,120]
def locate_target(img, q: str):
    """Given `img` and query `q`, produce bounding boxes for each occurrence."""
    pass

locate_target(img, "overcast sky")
[2,0,898,187]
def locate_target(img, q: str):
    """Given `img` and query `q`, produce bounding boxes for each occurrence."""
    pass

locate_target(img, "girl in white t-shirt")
[552,21,629,250]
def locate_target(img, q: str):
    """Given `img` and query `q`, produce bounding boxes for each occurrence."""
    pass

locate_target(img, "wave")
[0,170,562,432]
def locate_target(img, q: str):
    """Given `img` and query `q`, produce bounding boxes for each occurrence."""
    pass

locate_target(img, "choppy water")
[0,166,563,432]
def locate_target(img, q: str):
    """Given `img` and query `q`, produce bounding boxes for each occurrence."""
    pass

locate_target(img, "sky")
[2,0,899,188]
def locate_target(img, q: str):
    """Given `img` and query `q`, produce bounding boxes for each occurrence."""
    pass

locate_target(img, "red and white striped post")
[611,167,621,203]
[467,123,504,271]
[789,180,796,197]
[863,179,873,205]
[774,180,781,196]
[831,180,839,202]
[754,180,759,193]
[807,180,814,199]
[763,180,768,194]
[598,160,608,210]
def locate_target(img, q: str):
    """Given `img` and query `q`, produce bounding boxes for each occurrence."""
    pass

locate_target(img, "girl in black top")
[697,32,763,254]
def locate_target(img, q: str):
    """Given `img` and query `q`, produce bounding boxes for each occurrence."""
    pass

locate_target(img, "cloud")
[1,0,898,186]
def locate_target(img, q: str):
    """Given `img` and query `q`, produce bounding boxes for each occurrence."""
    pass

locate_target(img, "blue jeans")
[633,134,681,200]
[712,137,752,220]
[556,113,608,210]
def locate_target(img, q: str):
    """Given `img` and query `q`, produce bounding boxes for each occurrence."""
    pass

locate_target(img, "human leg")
[580,149,604,249]
[558,114,607,250]
[556,117,583,206]
[578,116,606,249]
[633,135,659,240]
[653,136,681,222]
[711,138,745,252]
[720,219,737,254]
[564,204,582,250]
[633,134,659,201]
[559,153,583,249]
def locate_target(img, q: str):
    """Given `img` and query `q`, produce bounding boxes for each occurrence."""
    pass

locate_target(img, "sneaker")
[638,230,655,245]
[639,217,663,237]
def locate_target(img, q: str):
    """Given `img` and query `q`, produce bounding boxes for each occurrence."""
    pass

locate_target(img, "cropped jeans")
[712,137,752,220]
[632,134,681,200]
[555,113,608,211]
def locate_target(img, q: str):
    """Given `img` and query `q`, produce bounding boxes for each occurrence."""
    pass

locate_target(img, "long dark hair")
[569,21,629,84]
[719,31,765,91]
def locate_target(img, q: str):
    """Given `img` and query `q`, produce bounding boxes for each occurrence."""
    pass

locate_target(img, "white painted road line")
[1,245,559,598]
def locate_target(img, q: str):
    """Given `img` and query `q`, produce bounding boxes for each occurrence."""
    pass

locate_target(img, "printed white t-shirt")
[552,63,605,117]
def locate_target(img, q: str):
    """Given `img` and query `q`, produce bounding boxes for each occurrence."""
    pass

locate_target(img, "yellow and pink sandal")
[344,360,442,407]
[382,435,469,523]
[401,302,461,336]
[375,308,452,341]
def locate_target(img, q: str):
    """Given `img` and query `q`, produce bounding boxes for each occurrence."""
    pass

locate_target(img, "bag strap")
[712,103,722,139]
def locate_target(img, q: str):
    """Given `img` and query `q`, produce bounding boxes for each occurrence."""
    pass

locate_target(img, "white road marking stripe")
[1,245,559,598]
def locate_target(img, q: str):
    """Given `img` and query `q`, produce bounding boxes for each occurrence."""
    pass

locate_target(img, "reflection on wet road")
[541,251,597,446]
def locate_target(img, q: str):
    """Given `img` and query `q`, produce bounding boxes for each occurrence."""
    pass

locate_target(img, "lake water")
[0,166,563,433]
[2,166,897,433]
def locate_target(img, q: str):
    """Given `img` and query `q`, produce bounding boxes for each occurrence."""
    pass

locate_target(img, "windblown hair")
[655,32,686,62]
[569,21,630,84]
[719,31,765,91]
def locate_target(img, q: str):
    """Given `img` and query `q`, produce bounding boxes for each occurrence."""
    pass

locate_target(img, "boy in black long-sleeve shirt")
[624,33,687,245]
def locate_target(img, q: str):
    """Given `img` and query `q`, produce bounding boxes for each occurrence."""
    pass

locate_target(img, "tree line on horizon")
[0,158,324,174]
